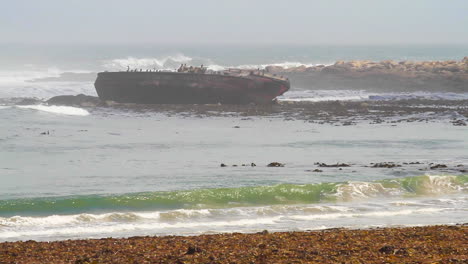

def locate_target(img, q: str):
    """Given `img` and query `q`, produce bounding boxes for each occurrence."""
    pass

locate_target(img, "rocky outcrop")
[47,94,103,107]
[266,58,468,92]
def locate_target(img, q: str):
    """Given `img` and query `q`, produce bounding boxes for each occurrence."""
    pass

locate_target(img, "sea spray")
[103,55,193,71]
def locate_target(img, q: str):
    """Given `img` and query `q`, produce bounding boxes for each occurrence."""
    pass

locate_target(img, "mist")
[1,0,467,45]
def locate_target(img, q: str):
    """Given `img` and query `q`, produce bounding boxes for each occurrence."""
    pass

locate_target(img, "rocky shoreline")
[23,94,466,126]
[267,57,468,92]
[1,225,466,263]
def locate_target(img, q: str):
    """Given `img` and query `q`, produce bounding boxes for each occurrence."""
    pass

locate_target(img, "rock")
[381,60,399,69]
[267,162,284,167]
[452,120,467,126]
[372,162,401,168]
[186,245,202,255]
[220,163,227,167]
[430,164,447,169]
[315,163,351,168]
[265,65,285,73]
[378,245,396,254]
[267,58,468,92]
[47,94,102,107]
[312,169,323,172]
[251,163,256,167]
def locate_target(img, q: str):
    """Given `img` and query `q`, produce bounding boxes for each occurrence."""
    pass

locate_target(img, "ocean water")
[0,44,467,241]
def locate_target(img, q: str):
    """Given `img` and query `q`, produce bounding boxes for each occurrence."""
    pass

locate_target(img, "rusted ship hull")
[94,72,289,104]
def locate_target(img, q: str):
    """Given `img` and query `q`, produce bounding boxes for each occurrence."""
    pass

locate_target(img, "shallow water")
[0,105,466,241]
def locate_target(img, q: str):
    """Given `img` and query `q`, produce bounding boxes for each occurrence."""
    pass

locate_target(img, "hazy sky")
[1,0,467,45]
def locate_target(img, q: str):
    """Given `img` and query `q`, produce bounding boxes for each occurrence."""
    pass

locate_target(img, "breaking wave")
[0,175,465,217]
[207,62,325,71]
[103,54,193,71]
[16,105,90,116]
[0,68,63,85]
[102,54,323,72]
[0,175,466,241]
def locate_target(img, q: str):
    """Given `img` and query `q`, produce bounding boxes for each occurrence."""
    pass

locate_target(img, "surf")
[0,175,465,217]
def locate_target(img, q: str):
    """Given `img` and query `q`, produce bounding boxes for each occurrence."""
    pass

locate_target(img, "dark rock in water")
[251,163,256,167]
[452,120,467,126]
[315,162,351,168]
[220,163,227,167]
[267,162,284,167]
[342,121,355,126]
[430,164,448,169]
[47,94,102,107]
[312,169,323,172]
[372,162,401,168]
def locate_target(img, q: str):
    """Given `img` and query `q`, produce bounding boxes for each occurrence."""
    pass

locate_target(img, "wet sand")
[1,225,466,263]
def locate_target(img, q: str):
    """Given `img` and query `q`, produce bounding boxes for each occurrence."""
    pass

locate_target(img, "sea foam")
[16,105,90,116]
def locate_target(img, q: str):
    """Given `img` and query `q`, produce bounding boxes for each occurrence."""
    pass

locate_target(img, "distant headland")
[267,57,468,92]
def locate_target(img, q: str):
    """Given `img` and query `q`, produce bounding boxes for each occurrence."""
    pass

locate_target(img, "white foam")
[278,90,369,102]
[0,105,11,110]
[1,195,466,241]
[16,105,90,116]
[289,208,445,221]
[279,90,468,102]
[368,92,468,101]
[0,68,62,85]
[335,182,403,201]
[423,175,467,194]
[207,62,328,71]
[0,214,78,227]
[101,56,322,72]
[103,54,193,71]
[0,215,281,240]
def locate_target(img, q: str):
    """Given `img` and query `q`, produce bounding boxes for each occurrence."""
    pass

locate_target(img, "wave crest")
[0,175,465,217]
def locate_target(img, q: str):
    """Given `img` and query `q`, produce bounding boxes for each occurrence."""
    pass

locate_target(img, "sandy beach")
[1,225,466,263]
